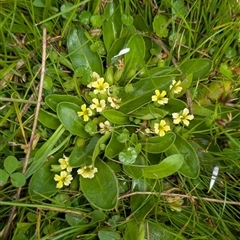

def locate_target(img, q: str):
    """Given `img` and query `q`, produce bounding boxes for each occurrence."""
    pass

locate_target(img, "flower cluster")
[77,165,98,179]
[147,80,194,137]
[52,155,98,189]
[166,196,184,212]
[77,72,121,134]
[53,155,73,189]
[52,73,195,189]
[172,108,194,126]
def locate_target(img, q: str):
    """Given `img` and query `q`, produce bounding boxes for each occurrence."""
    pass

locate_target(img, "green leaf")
[130,105,168,120]
[65,213,89,226]
[84,121,98,135]
[119,76,173,114]
[69,145,87,167]
[179,58,212,81]
[145,221,176,240]
[57,102,89,138]
[25,125,65,178]
[29,157,58,200]
[142,154,184,179]
[45,94,83,112]
[43,76,53,90]
[122,34,145,81]
[10,172,26,187]
[105,133,125,158]
[153,15,169,38]
[219,63,233,78]
[102,110,129,124]
[4,156,18,174]
[98,230,121,240]
[33,0,45,7]
[90,14,103,28]
[161,98,187,114]
[74,66,92,86]
[123,219,144,240]
[123,164,143,179]
[91,210,105,224]
[60,3,76,20]
[133,14,149,32]
[166,134,200,178]
[121,14,133,26]
[119,147,138,165]
[38,109,60,130]
[92,133,111,163]
[172,0,188,16]
[67,27,103,75]
[80,159,118,210]
[106,37,127,65]
[225,46,236,58]
[103,3,122,51]
[131,179,157,221]
[0,169,9,186]
[79,10,92,25]
[140,132,176,154]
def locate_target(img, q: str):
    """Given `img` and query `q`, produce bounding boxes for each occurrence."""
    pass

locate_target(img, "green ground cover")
[0,0,240,239]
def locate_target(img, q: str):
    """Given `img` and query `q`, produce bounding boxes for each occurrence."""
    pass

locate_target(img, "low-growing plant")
[1,0,240,239]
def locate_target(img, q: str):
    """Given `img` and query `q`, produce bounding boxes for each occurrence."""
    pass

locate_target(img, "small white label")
[112,48,130,58]
[208,166,219,192]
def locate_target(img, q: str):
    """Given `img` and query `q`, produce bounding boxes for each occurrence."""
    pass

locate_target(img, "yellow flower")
[99,120,112,134]
[54,171,73,189]
[166,197,184,212]
[90,98,106,113]
[145,128,152,134]
[154,120,170,137]
[172,112,182,125]
[107,96,121,109]
[77,165,98,179]
[58,155,72,172]
[169,80,182,94]
[87,72,100,88]
[77,104,93,122]
[92,78,109,94]
[172,108,194,126]
[151,90,168,105]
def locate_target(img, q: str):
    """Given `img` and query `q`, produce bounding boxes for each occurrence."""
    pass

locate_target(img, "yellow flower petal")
[77,165,98,179]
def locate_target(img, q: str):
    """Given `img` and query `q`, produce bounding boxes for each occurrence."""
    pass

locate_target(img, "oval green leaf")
[80,159,118,210]
[160,98,187,114]
[69,145,87,167]
[65,213,89,226]
[92,133,111,163]
[105,133,125,158]
[142,154,184,179]
[122,34,145,81]
[38,109,60,129]
[98,230,121,240]
[102,110,129,124]
[166,133,200,178]
[119,76,173,114]
[57,102,89,138]
[10,172,26,187]
[129,105,168,120]
[140,132,176,154]
[180,58,212,81]
[4,156,18,174]
[103,2,122,51]
[0,169,9,186]
[29,157,58,200]
[67,27,103,75]
[45,94,83,112]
